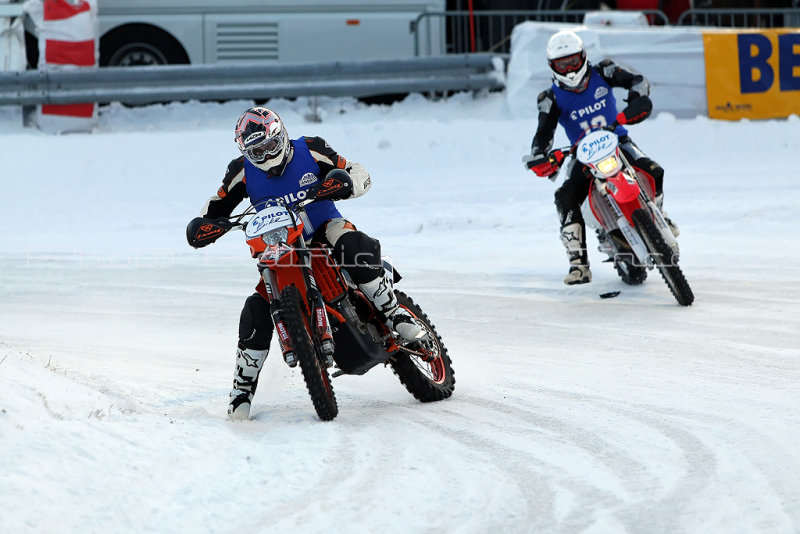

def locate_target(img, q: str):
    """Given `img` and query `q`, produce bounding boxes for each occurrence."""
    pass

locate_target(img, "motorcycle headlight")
[596,155,620,175]
[262,227,289,246]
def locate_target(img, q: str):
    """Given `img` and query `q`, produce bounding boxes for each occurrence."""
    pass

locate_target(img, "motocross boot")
[561,222,592,285]
[655,193,680,237]
[227,347,269,421]
[359,270,425,341]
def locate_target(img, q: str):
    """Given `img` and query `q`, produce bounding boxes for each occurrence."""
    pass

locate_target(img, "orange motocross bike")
[219,196,455,421]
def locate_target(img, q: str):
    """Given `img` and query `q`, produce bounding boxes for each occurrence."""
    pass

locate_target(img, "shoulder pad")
[305,136,328,149]
[223,156,245,183]
[537,88,555,114]
[537,90,550,103]
[597,59,617,78]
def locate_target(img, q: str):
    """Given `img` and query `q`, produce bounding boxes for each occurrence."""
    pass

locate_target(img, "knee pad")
[630,155,664,195]
[333,231,383,284]
[554,164,590,227]
[238,293,273,350]
[554,188,584,227]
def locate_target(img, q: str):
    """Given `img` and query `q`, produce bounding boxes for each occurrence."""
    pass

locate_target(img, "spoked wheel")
[632,209,694,306]
[602,230,647,285]
[614,254,648,285]
[389,291,455,402]
[281,285,338,421]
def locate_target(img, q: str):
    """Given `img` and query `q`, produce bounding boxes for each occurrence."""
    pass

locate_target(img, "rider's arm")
[200,156,248,218]
[596,59,653,125]
[306,136,371,199]
[530,89,560,159]
[523,90,563,178]
[187,156,247,249]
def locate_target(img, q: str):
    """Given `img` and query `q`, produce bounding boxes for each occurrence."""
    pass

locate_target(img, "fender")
[589,170,649,227]
[607,172,643,224]
[255,249,309,303]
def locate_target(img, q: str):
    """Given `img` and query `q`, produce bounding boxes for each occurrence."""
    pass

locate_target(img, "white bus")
[96,0,445,66]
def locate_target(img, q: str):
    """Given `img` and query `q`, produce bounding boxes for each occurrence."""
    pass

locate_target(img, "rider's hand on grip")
[186,217,233,248]
[617,95,652,125]
[310,169,353,201]
[524,150,564,179]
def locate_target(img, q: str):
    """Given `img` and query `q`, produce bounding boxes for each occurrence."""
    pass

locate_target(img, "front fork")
[642,196,679,256]
[599,184,652,267]
[258,267,298,368]
[259,250,335,369]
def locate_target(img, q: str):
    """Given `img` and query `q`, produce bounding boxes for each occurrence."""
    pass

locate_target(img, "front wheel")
[281,285,338,421]
[389,291,455,402]
[632,209,694,306]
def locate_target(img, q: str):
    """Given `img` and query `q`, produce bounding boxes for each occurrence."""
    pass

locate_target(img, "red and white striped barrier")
[25,0,98,133]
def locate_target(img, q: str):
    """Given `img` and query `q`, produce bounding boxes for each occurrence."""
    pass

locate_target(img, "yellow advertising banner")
[704,29,800,120]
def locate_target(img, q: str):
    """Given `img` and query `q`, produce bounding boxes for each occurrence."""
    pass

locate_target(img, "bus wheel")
[100,25,189,67]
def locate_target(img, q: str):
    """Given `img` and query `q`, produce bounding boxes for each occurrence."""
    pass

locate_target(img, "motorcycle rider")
[524,29,677,285]
[186,106,424,420]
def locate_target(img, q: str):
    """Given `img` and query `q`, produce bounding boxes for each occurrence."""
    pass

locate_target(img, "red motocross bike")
[550,126,694,306]
[218,196,455,421]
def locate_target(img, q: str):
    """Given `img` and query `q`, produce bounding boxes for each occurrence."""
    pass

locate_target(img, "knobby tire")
[281,285,338,421]
[602,230,646,285]
[632,209,694,306]
[614,254,648,286]
[390,291,455,402]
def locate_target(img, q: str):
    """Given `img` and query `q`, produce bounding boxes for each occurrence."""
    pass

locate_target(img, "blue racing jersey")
[243,138,342,239]
[529,60,653,160]
[551,67,628,144]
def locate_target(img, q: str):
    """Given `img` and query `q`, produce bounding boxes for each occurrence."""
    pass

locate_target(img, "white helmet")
[546,30,589,91]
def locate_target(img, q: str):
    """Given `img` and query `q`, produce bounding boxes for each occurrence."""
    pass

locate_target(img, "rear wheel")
[602,230,647,285]
[614,254,648,285]
[632,209,694,306]
[281,285,338,421]
[389,291,455,402]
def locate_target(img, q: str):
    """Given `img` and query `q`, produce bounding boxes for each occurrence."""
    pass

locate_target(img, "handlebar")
[227,196,317,231]
[547,121,620,161]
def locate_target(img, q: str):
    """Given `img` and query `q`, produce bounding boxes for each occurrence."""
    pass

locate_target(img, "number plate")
[245,205,292,238]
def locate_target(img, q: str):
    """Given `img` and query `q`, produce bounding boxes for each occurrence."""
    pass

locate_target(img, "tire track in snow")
[393,390,721,533]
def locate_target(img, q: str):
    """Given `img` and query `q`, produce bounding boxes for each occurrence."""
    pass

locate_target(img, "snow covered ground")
[1,94,799,534]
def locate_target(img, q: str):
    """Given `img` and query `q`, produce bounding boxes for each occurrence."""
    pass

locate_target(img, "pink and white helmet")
[234,107,291,175]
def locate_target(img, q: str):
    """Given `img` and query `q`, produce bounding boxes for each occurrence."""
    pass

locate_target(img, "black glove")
[186,217,233,248]
[616,95,652,125]
[310,169,353,201]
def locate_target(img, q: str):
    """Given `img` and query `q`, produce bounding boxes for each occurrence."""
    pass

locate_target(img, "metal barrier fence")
[677,8,800,28]
[0,54,505,106]
[413,8,800,56]
[414,10,670,56]
[3,7,797,108]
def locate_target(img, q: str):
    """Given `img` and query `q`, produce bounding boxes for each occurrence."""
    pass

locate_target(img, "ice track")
[2,98,800,533]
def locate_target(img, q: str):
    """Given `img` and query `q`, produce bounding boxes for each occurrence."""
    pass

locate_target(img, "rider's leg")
[325,219,424,341]
[555,162,592,285]
[228,293,272,421]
